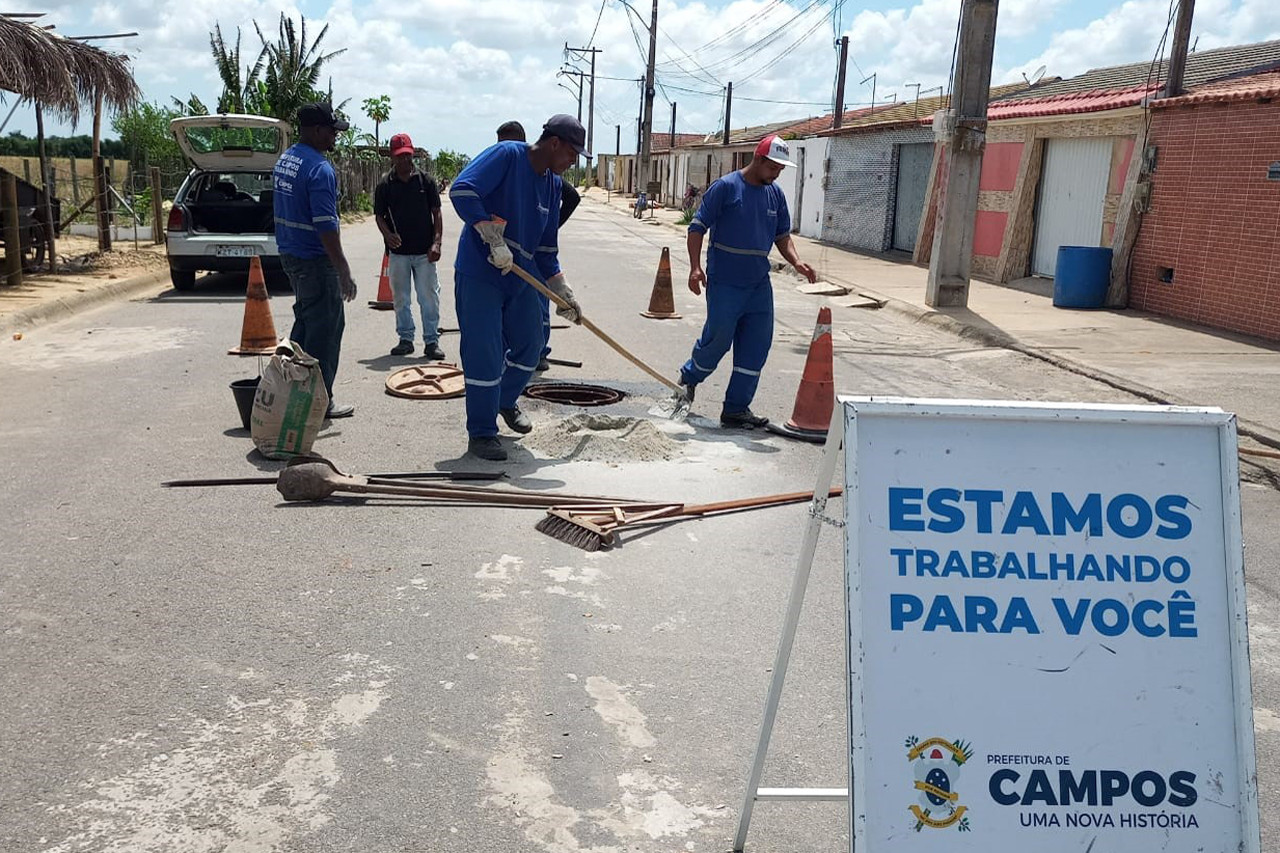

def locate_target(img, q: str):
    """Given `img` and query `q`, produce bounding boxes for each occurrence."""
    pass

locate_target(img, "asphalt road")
[3,198,1280,852]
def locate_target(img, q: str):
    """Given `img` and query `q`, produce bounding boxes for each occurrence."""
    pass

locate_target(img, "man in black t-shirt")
[374,132,446,359]
[495,120,580,371]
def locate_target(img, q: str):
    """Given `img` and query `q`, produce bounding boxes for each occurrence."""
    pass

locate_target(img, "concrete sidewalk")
[589,189,1280,450]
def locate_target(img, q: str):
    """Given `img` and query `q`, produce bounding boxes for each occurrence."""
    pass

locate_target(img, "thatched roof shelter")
[0,14,139,121]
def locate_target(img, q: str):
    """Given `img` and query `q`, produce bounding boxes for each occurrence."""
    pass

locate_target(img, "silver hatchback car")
[166,114,290,291]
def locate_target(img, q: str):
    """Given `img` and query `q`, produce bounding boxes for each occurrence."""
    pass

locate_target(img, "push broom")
[535,486,845,551]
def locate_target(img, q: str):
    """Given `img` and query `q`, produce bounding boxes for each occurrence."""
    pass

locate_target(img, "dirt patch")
[523,414,680,462]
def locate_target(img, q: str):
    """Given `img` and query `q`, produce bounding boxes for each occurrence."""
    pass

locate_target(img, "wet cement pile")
[523,413,679,462]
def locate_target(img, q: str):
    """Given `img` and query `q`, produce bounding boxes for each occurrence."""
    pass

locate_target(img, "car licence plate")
[215,245,255,258]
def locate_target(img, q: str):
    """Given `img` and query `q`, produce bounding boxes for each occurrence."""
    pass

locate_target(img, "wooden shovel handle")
[680,486,844,517]
[507,264,680,392]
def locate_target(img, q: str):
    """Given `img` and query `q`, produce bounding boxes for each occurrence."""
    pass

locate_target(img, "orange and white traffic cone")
[227,256,279,355]
[368,252,394,310]
[766,306,834,443]
[641,246,681,319]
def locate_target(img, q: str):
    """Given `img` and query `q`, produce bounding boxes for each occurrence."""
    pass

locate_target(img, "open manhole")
[523,382,625,407]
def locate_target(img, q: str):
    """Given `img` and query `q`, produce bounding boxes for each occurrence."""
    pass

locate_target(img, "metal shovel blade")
[649,388,692,422]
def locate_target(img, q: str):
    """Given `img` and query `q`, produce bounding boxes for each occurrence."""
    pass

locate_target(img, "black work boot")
[499,406,533,434]
[721,408,769,429]
[468,436,507,461]
[390,339,414,356]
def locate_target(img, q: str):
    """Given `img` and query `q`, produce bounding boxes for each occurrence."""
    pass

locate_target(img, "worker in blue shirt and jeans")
[449,115,586,461]
[680,134,817,429]
[272,102,358,418]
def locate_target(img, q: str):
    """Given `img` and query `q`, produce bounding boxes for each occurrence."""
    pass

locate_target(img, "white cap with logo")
[755,134,795,168]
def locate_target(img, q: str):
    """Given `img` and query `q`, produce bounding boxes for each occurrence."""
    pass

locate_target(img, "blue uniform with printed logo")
[273,142,344,397]
[449,141,561,438]
[681,170,791,414]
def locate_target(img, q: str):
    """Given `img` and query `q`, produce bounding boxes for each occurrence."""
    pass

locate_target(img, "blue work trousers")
[388,253,441,345]
[282,253,345,398]
[455,270,545,437]
[679,275,774,413]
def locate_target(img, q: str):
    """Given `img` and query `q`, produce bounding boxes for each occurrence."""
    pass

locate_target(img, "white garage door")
[1031,137,1112,277]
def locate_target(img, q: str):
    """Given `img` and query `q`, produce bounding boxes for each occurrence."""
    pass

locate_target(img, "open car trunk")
[183,173,276,234]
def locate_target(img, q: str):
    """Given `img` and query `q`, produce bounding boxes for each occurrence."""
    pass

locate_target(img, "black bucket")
[231,377,260,431]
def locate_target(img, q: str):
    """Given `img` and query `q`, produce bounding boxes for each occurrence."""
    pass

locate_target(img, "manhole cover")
[524,382,625,407]
[385,363,465,399]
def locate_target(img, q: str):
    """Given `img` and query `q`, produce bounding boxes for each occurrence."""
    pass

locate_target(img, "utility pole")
[833,36,850,129]
[564,43,602,180]
[557,67,585,174]
[1164,0,1196,96]
[925,0,999,307]
[670,101,677,145]
[637,0,659,194]
[723,82,733,146]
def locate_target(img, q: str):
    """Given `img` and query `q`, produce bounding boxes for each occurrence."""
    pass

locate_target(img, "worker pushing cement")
[449,114,587,462]
[673,134,817,429]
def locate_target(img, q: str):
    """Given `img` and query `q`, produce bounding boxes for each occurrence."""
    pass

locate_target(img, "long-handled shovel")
[275,462,656,508]
[503,263,693,420]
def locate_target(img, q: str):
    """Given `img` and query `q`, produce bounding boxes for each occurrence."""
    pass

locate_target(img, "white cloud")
[9,0,1279,155]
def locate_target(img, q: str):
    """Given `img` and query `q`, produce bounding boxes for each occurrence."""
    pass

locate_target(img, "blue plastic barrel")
[1052,246,1113,309]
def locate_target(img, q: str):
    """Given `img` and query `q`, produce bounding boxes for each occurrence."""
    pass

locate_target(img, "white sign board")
[843,398,1258,852]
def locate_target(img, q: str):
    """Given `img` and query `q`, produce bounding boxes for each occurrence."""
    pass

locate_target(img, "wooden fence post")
[70,157,81,206]
[2,172,23,287]
[22,159,31,184]
[149,166,164,244]
[94,155,111,251]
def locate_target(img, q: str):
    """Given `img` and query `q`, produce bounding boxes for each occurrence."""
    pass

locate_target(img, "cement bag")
[250,341,329,459]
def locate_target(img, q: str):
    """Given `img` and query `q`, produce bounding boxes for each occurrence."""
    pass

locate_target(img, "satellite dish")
[1030,65,1047,85]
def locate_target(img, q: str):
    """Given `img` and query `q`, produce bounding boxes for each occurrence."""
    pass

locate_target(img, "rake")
[535,487,845,551]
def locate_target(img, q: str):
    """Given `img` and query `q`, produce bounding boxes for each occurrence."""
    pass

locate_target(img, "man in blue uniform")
[450,115,586,461]
[680,134,817,429]
[495,120,581,372]
[272,102,358,418]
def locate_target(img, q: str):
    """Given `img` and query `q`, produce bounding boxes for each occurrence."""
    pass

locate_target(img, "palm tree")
[253,13,346,124]
[209,23,264,114]
[361,95,391,148]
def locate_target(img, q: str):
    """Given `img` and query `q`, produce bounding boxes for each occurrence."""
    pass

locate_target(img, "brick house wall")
[821,125,935,252]
[1130,98,1280,340]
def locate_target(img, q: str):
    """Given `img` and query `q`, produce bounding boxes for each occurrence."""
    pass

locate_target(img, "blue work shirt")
[689,170,791,285]
[449,141,561,282]
[272,142,340,259]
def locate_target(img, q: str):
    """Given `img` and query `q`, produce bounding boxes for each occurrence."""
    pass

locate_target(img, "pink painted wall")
[1110,137,1136,193]
[972,210,1008,257]
[978,142,1023,191]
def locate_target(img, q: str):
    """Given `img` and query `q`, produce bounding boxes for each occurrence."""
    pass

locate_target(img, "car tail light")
[166,205,186,231]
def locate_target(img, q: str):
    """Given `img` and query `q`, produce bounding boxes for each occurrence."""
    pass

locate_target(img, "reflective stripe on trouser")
[679,275,774,412]
[388,252,441,344]
[455,269,545,437]
[538,291,552,358]
[282,253,345,397]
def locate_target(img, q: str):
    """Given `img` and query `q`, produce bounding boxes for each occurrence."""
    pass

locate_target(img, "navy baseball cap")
[543,114,589,157]
[298,103,350,131]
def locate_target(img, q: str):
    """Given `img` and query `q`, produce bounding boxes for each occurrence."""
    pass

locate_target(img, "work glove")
[545,272,582,324]
[474,218,514,273]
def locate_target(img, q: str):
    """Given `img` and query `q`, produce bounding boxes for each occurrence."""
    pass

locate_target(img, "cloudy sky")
[7,0,1280,157]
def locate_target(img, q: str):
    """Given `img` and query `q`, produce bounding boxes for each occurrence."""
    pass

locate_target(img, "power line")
[586,0,607,48]
[737,3,837,86]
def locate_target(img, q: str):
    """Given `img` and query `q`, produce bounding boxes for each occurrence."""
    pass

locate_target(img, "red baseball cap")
[755,134,795,167]
[389,133,414,157]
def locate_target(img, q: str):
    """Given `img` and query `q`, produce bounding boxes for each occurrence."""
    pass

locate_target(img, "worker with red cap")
[678,134,817,429]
